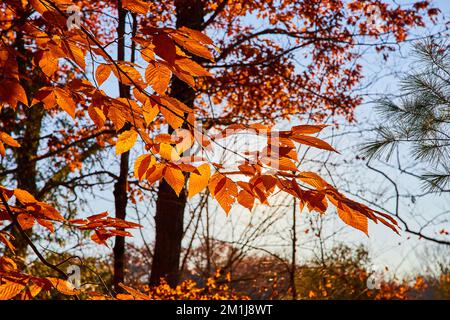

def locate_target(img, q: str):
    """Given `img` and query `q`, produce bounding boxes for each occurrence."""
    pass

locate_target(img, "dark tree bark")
[150,0,205,287]
[112,0,133,293]
[10,12,45,259]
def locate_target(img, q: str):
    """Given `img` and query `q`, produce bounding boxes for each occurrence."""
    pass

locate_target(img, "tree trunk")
[11,14,45,259]
[112,0,132,293]
[150,0,204,287]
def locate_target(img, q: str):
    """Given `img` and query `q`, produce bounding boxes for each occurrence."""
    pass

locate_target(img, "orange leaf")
[0,232,15,253]
[143,100,159,125]
[0,80,27,109]
[145,61,172,94]
[209,174,237,214]
[178,26,214,45]
[291,135,336,152]
[164,166,185,196]
[175,58,211,77]
[0,142,5,157]
[0,132,20,147]
[116,130,138,155]
[95,64,112,86]
[122,0,148,14]
[188,163,211,199]
[17,213,35,230]
[47,278,80,295]
[54,88,76,118]
[88,105,106,128]
[337,207,369,235]
[118,283,150,300]
[0,280,26,300]
[237,190,255,211]
[134,154,155,180]
[171,33,214,61]
[14,189,37,204]
[159,143,180,161]
[292,124,328,134]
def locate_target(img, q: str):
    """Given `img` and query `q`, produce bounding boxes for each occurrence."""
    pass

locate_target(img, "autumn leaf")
[123,0,149,14]
[39,50,59,77]
[291,135,336,152]
[178,26,214,45]
[95,64,112,86]
[134,154,155,180]
[337,207,369,235]
[237,190,255,211]
[0,142,5,157]
[209,173,237,214]
[0,132,20,147]
[88,105,106,127]
[143,100,159,125]
[118,283,150,300]
[0,232,15,253]
[0,280,26,300]
[145,61,172,94]
[54,88,76,118]
[188,163,211,199]
[17,213,36,230]
[47,278,80,295]
[0,80,27,109]
[175,58,211,77]
[158,96,188,129]
[14,188,37,204]
[164,166,185,196]
[291,124,328,134]
[116,130,139,155]
[159,143,180,161]
[153,33,177,64]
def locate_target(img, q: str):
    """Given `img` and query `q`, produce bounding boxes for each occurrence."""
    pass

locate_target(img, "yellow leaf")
[174,129,194,155]
[164,166,185,196]
[188,163,211,199]
[143,100,159,125]
[0,280,25,300]
[145,61,172,94]
[159,143,180,161]
[116,130,138,155]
